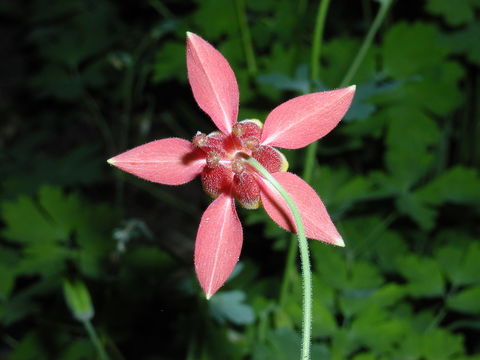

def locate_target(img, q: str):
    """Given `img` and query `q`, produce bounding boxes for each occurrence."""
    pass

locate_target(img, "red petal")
[258,172,344,246]
[260,86,356,149]
[195,194,243,298]
[108,138,205,185]
[186,32,239,134]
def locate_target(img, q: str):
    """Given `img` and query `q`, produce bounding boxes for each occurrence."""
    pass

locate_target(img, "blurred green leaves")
[209,290,255,325]
[382,22,447,79]
[396,255,445,297]
[1,186,118,278]
[425,0,480,26]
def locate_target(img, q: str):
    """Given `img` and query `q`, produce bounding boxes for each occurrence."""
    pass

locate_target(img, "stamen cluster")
[192,120,288,209]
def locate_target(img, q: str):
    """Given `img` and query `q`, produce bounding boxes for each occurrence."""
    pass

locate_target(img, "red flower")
[108,32,355,298]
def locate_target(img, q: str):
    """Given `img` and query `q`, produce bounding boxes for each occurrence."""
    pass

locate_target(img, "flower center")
[193,119,289,209]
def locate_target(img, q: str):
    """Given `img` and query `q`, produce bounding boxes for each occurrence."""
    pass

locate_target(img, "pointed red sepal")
[195,194,243,298]
[260,86,356,149]
[258,172,344,246]
[108,138,205,185]
[186,32,239,134]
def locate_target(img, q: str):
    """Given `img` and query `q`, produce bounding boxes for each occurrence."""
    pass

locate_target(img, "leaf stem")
[247,157,312,360]
[83,320,109,360]
[234,0,257,75]
[310,0,331,83]
[340,0,393,87]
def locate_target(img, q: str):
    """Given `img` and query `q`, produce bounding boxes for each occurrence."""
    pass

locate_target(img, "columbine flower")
[108,32,355,298]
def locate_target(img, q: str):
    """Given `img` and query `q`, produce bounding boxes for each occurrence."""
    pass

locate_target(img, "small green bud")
[63,279,94,322]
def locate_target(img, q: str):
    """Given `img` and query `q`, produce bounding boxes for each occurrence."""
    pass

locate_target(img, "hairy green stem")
[234,0,257,75]
[310,0,331,83]
[340,0,393,87]
[83,320,109,360]
[247,158,312,360]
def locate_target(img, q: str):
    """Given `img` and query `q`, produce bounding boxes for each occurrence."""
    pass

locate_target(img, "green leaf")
[257,327,329,360]
[373,230,409,272]
[447,286,480,314]
[209,290,255,325]
[330,329,360,360]
[340,284,406,317]
[425,0,480,26]
[320,38,377,87]
[1,280,55,326]
[152,41,186,83]
[9,332,49,360]
[395,193,437,230]
[445,23,480,65]
[384,106,440,189]
[403,166,480,229]
[416,166,480,207]
[396,255,445,297]
[58,339,95,360]
[435,243,480,286]
[192,0,236,40]
[311,245,347,289]
[421,328,464,360]
[257,64,310,94]
[1,186,118,278]
[351,307,408,352]
[397,330,424,359]
[343,81,398,122]
[0,263,16,299]
[312,167,377,217]
[352,354,378,360]
[382,22,447,79]
[1,194,63,243]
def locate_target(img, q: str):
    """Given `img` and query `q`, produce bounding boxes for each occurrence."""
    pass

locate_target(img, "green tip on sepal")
[63,279,95,322]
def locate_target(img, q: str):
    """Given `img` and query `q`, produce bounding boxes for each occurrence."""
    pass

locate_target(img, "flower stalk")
[340,0,393,87]
[247,157,312,360]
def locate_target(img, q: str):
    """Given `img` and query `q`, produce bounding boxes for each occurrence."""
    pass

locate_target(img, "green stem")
[340,0,393,87]
[83,320,109,360]
[279,0,332,312]
[278,140,318,308]
[234,0,257,75]
[310,0,331,84]
[247,157,312,360]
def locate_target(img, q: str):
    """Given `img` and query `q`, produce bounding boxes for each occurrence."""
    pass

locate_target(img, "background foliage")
[1,0,479,359]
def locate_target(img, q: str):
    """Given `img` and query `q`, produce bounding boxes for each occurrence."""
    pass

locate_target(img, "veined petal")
[260,86,356,149]
[195,194,243,299]
[186,32,239,134]
[108,138,205,185]
[258,172,344,246]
